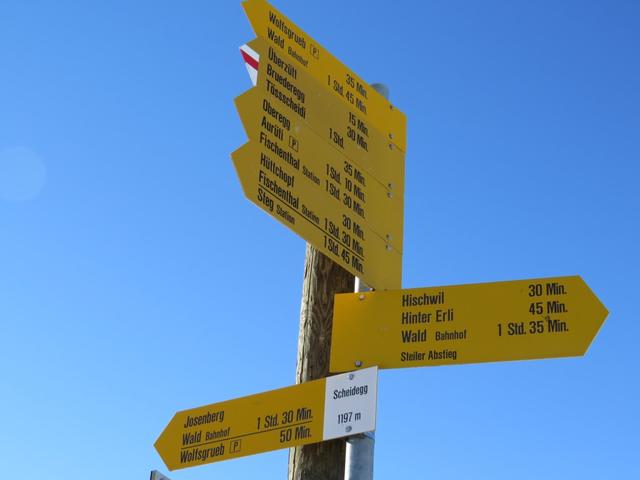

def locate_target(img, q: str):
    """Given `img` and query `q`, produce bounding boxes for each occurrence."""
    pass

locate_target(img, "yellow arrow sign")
[330,276,608,372]
[155,367,378,471]
[245,37,406,198]
[242,0,407,152]
[234,85,404,253]
[232,141,402,290]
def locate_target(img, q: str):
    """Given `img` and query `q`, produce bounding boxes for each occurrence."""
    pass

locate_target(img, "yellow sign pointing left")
[155,367,378,471]
[234,85,404,253]
[242,0,407,151]
[231,141,402,290]
[244,37,406,199]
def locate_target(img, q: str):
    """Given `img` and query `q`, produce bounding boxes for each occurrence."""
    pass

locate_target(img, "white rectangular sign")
[322,366,377,440]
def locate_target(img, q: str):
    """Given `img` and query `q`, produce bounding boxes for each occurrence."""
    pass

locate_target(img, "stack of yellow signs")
[232,0,407,291]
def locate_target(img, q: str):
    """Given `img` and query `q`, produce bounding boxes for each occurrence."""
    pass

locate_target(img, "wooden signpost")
[153,1,609,479]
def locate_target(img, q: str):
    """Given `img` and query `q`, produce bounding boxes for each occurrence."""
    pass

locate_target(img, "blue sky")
[1,1,638,478]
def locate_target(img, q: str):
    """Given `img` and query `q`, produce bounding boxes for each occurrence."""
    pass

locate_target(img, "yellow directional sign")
[155,367,378,471]
[242,0,407,152]
[245,37,405,197]
[330,276,608,372]
[232,142,401,290]
[235,1,407,289]
[235,86,404,253]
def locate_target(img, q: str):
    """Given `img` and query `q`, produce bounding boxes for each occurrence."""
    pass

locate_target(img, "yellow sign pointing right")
[330,276,608,372]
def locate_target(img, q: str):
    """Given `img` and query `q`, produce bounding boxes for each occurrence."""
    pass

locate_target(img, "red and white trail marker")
[240,43,259,86]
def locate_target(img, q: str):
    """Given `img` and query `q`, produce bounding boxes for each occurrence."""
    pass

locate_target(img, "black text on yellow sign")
[231,141,401,290]
[242,0,407,151]
[234,84,404,254]
[245,37,406,200]
[330,276,608,372]
[155,367,378,471]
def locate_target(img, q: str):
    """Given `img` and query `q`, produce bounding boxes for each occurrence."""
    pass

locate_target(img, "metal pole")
[344,279,374,480]
[149,470,170,480]
[344,83,390,480]
[344,431,375,479]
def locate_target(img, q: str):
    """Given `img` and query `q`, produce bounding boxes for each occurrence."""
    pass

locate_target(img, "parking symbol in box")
[230,439,242,453]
